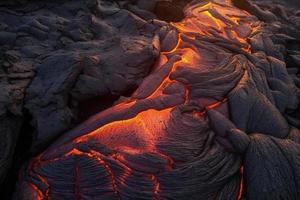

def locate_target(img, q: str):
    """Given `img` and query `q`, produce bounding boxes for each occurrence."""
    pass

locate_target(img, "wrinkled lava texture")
[0,0,300,200]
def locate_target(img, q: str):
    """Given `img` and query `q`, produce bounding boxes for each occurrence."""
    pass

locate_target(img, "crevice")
[75,94,120,123]
[0,108,34,200]
[154,0,192,22]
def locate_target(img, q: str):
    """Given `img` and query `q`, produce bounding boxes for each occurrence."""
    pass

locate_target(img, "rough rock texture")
[0,0,161,197]
[1,0,160,150]
[0,0,299,199]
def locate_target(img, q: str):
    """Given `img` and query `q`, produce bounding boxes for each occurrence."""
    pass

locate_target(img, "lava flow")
[18,1,256,199]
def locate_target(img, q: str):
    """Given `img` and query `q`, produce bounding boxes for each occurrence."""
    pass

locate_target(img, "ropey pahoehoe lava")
[2,0,300,200]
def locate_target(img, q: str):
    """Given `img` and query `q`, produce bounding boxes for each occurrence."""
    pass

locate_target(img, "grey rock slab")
[245,134,300,200]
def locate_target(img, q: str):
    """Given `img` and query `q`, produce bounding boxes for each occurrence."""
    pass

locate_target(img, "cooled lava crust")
[13,1,300,200]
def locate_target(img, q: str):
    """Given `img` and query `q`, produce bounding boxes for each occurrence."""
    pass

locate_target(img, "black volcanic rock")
[0,0,160,151]
[245,133,300,200]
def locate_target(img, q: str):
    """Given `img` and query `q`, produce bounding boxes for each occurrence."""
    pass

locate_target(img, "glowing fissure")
[29,183,43,200]
[238,166,244,200]
[69,148,121,199]
[36,174,50,197]
[150,174,161,200]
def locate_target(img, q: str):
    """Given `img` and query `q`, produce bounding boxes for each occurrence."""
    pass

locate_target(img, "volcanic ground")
[0,0,300,199]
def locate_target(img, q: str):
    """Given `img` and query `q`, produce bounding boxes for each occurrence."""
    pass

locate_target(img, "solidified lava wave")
[14,1,300,200]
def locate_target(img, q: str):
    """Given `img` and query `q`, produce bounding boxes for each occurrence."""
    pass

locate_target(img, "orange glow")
[165,34,182,54]
[207,98,228,109]
[238,166,244,200]
[75,108,172,152]
[109,152,133,185]
[90,150,120,197]
[192,98,228,117]
[64,148,121,198]
[203,10,222,29]
[181,48,200,65]
[36,174,50,197]
[156,151,175,170]
[150,175,161,199]
[29,183,43,200]
[172,1,255,53]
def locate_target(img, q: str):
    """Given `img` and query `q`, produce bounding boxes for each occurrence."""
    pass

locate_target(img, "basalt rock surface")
[0,0,299,199]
